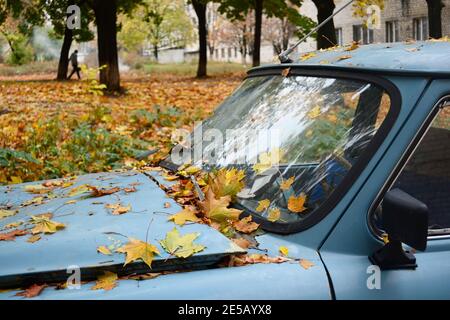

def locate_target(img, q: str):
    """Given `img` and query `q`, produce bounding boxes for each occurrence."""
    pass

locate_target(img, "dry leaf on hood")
[89,186,120,197]
[15,284,47,298]
[337,55,352,61]
[97,245,112,255]
[105,203,131,215]
[67,184,90,197]
[116,238,160,268]
[199,189,241,223]
[232,237,252,249]
[0,229,28,241]
[23,184,50,194]
[299,258,315,270]
[345,41,359,51]
[0,209,17,220]
[159,227,205,258]
[233,216,259,234]
[91,271,118,291]
[30,216,65,234]
[27,235,41,243]
[123,187,137,193]
[168,207,201,226]
[208,168,245,198]
[245,254,290,264]
[279,246,289,257]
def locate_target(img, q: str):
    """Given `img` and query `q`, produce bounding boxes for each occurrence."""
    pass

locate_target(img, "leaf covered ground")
[0,74,242,184]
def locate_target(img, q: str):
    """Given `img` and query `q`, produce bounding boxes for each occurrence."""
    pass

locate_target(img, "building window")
[335,28,343,46]
[413,17,428,40]
[215,49,218,59]
[353,25,374,44]
[221,48,225,58]
[386,21,399,42]
[234,47,238,58]
[227,47,232,59]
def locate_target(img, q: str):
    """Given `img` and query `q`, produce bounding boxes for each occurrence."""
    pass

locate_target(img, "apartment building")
[333,0,450,46]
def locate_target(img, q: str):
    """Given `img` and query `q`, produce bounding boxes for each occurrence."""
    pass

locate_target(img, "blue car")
[1,41,450,300]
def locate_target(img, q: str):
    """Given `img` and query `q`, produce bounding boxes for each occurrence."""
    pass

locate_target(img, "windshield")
[165,73,392,230]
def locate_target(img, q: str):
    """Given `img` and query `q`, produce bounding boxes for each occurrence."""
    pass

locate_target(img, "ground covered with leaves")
[0,73,242,184]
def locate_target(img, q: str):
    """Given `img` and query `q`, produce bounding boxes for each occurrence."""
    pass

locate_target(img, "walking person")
[68,50,81,80]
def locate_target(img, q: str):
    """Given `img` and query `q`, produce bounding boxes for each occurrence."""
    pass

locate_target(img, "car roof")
[251,40,450,78]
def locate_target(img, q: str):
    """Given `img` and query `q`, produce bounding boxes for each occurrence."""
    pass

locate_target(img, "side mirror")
[370,188,428,270]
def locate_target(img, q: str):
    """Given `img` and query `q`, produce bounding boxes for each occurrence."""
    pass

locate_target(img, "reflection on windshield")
[167,75,391,225]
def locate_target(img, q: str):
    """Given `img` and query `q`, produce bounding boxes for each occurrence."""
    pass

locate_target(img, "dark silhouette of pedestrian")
[68,50,81,80]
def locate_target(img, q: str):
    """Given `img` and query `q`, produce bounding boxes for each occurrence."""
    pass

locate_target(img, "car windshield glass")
[165,74,391,226]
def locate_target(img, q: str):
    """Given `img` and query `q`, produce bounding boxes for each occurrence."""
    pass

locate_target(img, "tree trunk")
[153,44,159,62]
[57,26,73,80]
[426,0,444,39]
[312,0,337,49]
[253,0,263,67]
[92,0,120,91]
[192,0,207,78]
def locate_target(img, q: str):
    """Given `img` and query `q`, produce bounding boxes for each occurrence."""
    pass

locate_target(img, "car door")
[320,82,450,299]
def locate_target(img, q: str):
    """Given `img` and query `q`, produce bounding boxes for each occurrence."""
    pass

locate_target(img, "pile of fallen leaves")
[0,74,241,184]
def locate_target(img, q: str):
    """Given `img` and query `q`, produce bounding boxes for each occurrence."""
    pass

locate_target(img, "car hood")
[0,170,244,289]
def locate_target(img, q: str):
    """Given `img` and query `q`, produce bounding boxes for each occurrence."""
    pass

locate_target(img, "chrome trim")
[367,94,450,241]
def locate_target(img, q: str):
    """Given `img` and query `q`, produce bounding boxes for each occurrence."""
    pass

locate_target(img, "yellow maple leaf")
[279,246,289,257]
[30,216,65,234]
[159,227,205,258]
[116,238,160,268]
[255,199,270,212]
[91,271,118,291]
[168,207,201,226]
[0,209,18,220]
[267,208,281,222]
[280,176,295,191]
[97,245,112,255]
[208,168,245,198]
[287,194,307,213]
[199,189,242,223]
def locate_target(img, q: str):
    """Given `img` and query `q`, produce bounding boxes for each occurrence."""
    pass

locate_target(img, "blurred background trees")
[0,0,447,88]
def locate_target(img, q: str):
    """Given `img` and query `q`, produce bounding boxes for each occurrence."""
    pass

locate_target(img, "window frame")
[367,94,450,240]
[353,24,374,44]
[386,20,399,42]
[336,27,343,46]
[413,17,428,41]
